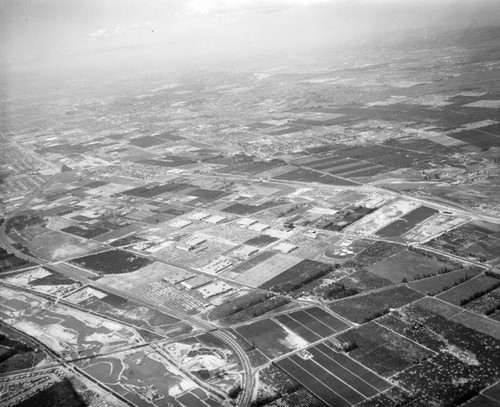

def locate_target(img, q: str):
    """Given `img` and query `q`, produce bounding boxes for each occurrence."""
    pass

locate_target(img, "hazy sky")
[1,0,500,75]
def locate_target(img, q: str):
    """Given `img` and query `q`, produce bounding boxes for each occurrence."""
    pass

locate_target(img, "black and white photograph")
[1,1,500,406]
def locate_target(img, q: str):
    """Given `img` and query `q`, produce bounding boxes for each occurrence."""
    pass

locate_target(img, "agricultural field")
[408,267,483,295]
[322,206,376,232]
[353,241,404,267]
[228,329,270,369]
[234,253,303,287]
[426,220,500,262]
[393,353,497,406]
[235,318,308,359]
[276,345,389,406]
[451,311,500,341]
[0,324,51,374]
[274,307,350,342]
[61,223,113,239]
[287,262,361,300]
[437,275,500,306]
[375,206,438,238]
[367,250,455,283]
[413,297,464,319]
[329,286,423,324]
[244,234,280,247]
[259,259,339,295]
[5,377,86,407]
[68,249,153,275]
[251,364,325,407]
[208,290,292,325]
[462,395,500,407]
[335,269,393,293]
[336,321,434,377]
[378,304,500,375]
[0,247,35,272]
[273,168,357,186]
[464,287,500,315]
[483,381,500,405]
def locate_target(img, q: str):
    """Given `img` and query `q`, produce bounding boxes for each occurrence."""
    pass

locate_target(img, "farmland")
[367,250,456,283]
[0,324,50,374]
[2,21,500,407]
[408,267,482,295]
[275,341,391,405]
[234,253,303,287]
[329,286,423,324]
[375,206,438,238]
[251,364,324,407]
[274,307,350,342]
[273,168,357,186]
[437,275,500,306]
[259,259,339,295]
[426,220,500,262]
[68,249,153,275]
[235,318,308,359]
[336,321,433,377]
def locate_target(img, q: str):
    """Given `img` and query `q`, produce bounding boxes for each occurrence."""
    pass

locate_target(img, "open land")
[1,24,500,407]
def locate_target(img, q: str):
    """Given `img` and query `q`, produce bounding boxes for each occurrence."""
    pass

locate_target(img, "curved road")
[0,218,255,406]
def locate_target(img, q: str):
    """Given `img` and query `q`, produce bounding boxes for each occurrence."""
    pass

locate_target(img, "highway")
[0,219,255,407]
[1,164,499,407]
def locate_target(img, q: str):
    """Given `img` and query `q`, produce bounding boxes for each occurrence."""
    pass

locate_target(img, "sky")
[1,0,500,77]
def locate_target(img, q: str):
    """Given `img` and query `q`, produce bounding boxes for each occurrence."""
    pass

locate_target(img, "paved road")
[1,165,499,407]
[0,221,255,406]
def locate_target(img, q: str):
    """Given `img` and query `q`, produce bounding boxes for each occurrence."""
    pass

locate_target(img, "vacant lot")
[29,230,106,262]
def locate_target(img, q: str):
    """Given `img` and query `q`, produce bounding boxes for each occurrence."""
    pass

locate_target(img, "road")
[1,163,499,407]
[0,220,255,406]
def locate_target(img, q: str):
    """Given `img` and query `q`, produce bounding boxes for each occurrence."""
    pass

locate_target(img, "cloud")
[89,22,157,41]
[89,28,111,40]
[182,0,332,16]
